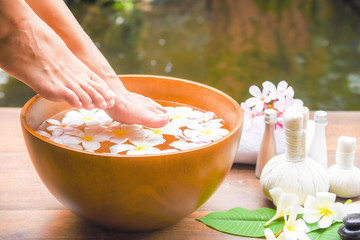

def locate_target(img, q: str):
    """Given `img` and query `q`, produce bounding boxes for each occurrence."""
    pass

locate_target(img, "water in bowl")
[35,101,230,155]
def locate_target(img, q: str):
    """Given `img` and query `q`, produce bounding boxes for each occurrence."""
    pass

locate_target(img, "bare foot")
[21,0,170,127]
[0,1,115,110]
[105,89,170,128]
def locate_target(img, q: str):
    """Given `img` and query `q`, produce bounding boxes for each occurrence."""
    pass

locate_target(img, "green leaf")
[197,207,284,237]
[307,222,342,240]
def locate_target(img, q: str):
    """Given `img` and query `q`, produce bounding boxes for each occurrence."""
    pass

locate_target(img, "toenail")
[109,98,115,107]
[101,101,107,109]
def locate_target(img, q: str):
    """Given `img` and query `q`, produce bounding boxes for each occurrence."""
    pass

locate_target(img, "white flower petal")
[249,85,262,98]
[254,100,265,112]
[318,214,333,228]
[316,192,336,206]
[264,228,276,240]
[46,119,61,125]
[331,202,347,222]
[110,144,134,154]
[245,97,259,108]
[82,141,100,151]
[36,130,51,138]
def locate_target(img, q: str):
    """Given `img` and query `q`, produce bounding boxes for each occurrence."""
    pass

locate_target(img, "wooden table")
[1,108,360,240]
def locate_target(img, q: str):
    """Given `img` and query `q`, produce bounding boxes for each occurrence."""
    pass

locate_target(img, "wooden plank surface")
[1,108,359,240]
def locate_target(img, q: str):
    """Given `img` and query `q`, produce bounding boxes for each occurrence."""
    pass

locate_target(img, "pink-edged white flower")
[109,124,144,144]
[143,122,183,139]
[73,126,112,152]
[63,109,113,127]
[110,137,165,155]
[189,110,216,122]
[169,139,207,150]
[37,130,83,150]
[245,84,273,112]
[36,130,52,139]
[265,188,302,226]
[263,80,290,103]
[273,87,303,113]
[241,102,262,130]
[303,192,346,228]
[183,122,229,143]
[166,106,194,127]
[46,118,83,137]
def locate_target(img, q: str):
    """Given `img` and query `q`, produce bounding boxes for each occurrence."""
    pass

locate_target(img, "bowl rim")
[20,74,243,158]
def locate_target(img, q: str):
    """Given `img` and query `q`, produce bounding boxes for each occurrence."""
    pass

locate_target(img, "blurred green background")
[1,0,360,110]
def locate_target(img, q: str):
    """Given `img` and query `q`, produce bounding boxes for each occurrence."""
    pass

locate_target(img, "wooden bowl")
[20,75,243,232]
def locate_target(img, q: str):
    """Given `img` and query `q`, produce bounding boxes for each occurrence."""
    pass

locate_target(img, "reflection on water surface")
[1,0,360,110]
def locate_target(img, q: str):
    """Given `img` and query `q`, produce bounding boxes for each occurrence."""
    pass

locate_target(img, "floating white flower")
[46,118,83,137]
[63,109,113,127]
[183,121,229,143]
[143,122,182,139]
[303,192,346,228]
[189,110,216,122]
[165,106,194,127]
[110,137,165,155]
[265,188,302,226]
[72,126,112,152]
[169,139,207,150]
[109,124,144,144]
[37,130,83,150]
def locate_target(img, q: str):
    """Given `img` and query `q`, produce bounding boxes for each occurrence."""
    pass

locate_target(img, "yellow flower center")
[320,206,332,216]
[114,129,127,137]
[173,114,182,119]
[152,129,163,134]
[82,116,94,121]
[201,129,212,135]
[136,145,146,151]
[82,136,93,142]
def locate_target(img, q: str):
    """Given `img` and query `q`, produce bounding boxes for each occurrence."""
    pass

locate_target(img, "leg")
[25,0,170,127]
[0,0,116,110]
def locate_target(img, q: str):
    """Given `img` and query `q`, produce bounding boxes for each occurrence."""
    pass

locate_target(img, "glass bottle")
[255,108,277,178]
[308,111,328,168]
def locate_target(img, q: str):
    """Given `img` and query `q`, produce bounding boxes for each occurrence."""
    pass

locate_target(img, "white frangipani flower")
[273,86,303,113]
[63,109,113,127]
[37,130,83,150]
[265,204,310,240]
[143,122,182,139]
[265,188,302,226]
[109,124,144,144]
[46,118,83,137]
[190,110,216,122]
[74,126,112,152]
[303,192,346,228]
[169,139,207,150]
[110,137,165,155]
[165,106,194,127]
[245,84,273,112]
[183,121,229,143]
[280,204,310,240]
[345,201,360,215]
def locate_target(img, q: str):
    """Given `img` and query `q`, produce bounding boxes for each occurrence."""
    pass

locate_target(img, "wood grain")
[1,108,359,239]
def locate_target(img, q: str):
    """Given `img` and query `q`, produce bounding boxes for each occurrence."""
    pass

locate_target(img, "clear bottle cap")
[264,108,277,124]
[314,110,327,124]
